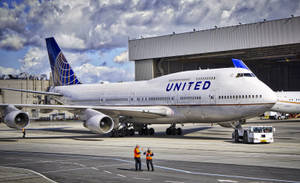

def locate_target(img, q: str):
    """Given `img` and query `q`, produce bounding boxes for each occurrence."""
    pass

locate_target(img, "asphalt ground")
[0,119,300,183]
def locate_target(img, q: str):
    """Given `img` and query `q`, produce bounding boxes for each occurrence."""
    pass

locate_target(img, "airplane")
[271,91,300,113]
[232,59,300,114]
[0,37,277,136]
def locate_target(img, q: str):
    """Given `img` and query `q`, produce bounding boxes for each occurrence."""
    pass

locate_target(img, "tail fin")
[232,58,250,70]
[46,37,81,86]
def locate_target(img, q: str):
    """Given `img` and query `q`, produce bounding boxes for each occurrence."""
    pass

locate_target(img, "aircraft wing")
[0,104,173,119]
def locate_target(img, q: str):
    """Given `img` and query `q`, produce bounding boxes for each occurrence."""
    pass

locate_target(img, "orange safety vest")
[146,151,153,160]
[134,148,141,158]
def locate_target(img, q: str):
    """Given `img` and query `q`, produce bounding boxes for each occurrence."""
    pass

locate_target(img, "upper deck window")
[236,73,255,78]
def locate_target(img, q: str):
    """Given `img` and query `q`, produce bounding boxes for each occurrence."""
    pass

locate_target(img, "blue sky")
[0,0,299,83]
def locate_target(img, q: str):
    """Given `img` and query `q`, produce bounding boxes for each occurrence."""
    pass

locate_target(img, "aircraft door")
[209,89,216,104]
[129,92,135,105]
[99,93,105,105]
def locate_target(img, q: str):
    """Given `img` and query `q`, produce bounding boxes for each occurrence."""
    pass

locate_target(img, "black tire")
[129,129,135,136]
[176,128,182,135]
[166,128,171,135]
[149,128,155,136]
[143,128,149,136]
[138,130,143,136]
[234,130,239,143]
[243,132,248,144]
[171,128,176,135]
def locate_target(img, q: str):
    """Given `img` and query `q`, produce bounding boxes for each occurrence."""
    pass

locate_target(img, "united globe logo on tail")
[53,52,81,86]
[46,37,81,86]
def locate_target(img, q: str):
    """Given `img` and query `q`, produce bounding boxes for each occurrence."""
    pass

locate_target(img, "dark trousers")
[135,157,141,170]
[22,131,26,138]
[146,159,154,171]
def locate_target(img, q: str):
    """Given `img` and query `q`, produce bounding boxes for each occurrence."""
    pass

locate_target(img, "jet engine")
[83,109,114,134]
[4,106,30,129]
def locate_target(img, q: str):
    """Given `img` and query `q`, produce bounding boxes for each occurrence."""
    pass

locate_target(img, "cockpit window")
[236,73,255,78]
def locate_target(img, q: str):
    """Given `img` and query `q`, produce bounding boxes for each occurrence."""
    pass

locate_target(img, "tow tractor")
[232,126,274,143]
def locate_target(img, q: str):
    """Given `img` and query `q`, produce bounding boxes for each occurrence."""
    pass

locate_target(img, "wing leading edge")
[0,104,173,119]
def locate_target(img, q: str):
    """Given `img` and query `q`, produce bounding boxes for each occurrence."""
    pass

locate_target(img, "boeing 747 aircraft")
[271,91,300,113]
[0,38,277,136]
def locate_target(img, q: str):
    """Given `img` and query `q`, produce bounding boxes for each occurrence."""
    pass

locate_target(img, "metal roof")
[129,17,300,61]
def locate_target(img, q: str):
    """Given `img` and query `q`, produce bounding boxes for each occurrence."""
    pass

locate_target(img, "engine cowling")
[83,109,114,134]
[4,110,30,129]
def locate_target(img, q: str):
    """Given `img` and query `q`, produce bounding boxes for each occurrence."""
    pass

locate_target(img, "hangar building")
[128,16,300,91]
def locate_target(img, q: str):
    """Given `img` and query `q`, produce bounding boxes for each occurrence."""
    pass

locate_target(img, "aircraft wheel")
[166,128,171,135]
[171,128,176,135]
[125,129,130,136]
[176,128,182,135]
[118,130,124,137]
[149,128,155,136]
[234,130,239,143]
[138,130,144,136]
[143,128,149,136]
[243,132,248,144]
[129,129,135,136]
[111,130,118,137]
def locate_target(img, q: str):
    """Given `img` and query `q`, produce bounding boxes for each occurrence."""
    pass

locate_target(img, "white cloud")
[114,50,128,63]
[1,0,299,51]
[56,34,86,50]
[221,10,231,19]
[19,47,49,74]
[0,66,19,75]
[74,63,134,83]
[0,32,26,50]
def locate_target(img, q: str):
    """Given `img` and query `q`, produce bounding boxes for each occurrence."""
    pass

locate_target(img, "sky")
[0,0,300,83]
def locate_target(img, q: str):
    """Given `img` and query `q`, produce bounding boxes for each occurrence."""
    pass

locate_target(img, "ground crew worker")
[22,128,26,138]
[144,148,154,171]
[134,145,142,171]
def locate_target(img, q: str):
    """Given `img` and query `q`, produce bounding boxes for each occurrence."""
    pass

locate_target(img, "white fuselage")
[51,68,277,124]
[271,91,300,113]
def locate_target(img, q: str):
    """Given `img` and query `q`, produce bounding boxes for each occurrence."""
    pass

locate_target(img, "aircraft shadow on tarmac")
[0,126,230,141]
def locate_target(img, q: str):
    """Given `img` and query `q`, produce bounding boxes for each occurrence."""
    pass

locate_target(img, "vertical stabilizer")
[46,37,81,86]
[232,58,250,70]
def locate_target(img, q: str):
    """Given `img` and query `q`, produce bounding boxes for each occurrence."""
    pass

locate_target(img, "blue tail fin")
[232,58,250,70]
[46,37,81,86]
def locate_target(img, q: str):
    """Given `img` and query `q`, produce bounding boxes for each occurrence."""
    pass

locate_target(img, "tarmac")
[0,119,300,183]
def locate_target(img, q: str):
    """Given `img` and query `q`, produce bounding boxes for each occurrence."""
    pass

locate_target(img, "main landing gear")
[138,124,155,136]
[111,123,155,137]
[111,124,135,137]
[166,123,182,136]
